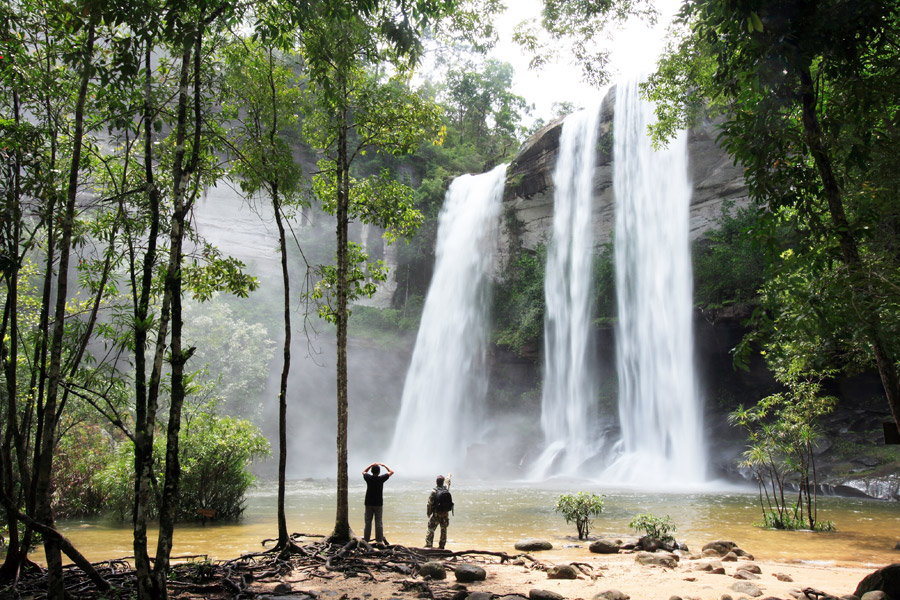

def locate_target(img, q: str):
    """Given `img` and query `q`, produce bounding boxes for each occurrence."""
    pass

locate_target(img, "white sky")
[488,0,684,124]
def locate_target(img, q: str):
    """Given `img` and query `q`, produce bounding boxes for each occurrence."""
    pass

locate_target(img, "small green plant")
[554,492,604,540]
[629,513,676,543]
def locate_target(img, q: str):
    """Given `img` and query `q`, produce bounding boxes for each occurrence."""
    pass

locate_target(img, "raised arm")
[362,462,377,475]
[380,463,395,477]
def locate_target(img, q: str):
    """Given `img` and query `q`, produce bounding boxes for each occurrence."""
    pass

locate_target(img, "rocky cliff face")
[497,85,748,272]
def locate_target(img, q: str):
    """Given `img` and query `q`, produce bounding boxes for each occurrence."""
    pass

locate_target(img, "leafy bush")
[629,513,676,543]
[692,201,768,311]
[99,413,270,522]
[554,492,604,540]
[51,424,115,518]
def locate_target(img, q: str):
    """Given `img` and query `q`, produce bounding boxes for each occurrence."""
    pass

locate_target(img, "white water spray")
[387,164,507,476]
[605,77,706,485]
[530,106,602,479]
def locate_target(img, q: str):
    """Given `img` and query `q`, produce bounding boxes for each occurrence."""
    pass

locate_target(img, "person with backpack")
[425,474,453,549]
[362,462,394,544]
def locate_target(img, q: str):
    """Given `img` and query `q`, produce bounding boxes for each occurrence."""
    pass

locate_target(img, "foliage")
[692,201,768,311]
[100,413,270,522]
[554,492,604,540]
[647,0,900,433]
[493,244,546,353]
[514,0,655,87]
[728,361,837,531]
[629,513,676,543]
[50,425,115,519]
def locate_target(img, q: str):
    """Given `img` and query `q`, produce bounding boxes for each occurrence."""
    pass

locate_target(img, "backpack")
[434,488,454,513]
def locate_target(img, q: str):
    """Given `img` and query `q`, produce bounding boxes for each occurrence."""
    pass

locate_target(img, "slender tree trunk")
[133,44,164,600]
[34,18,97,598]
[798,66,900,432]
[149,27,202,600]
[274,192,293,548]
[332,105,352,543]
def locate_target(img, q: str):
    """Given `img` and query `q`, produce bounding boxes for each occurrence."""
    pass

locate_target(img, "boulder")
[694,561,724,572]
[856,565,900,599]
[635,552,678,569]
[774,573,794,583]
[547,565,578,580]
[499,596,529,600]
[733,570,760,581]
[590,540,620,554]
[420,562,447,580]
[722,552,739,562]
[455,564,487,583]
[529,590,564,600]
[861,592,892,600]
[740,564,762,575]
[734,548,755,561]
[467,593,494,600]
[273,583,293,594]
[703,541,737,556]
[516,539,553,552]
[594,591,630,600]
[730,581,763,597]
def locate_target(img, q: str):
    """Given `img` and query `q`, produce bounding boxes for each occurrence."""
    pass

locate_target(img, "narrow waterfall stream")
[604,77,706,485]
[387,164,507,475]
[531,105,602,478]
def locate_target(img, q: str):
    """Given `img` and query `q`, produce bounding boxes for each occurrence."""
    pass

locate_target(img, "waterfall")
[530,105,602,478]
[387,164,507,476]
[605,77,706,485]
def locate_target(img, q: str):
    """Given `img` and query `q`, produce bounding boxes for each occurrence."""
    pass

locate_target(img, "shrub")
[554,492,604,540]
[51,424,114,518]
[629,513,676,543]
[98,413,270,522]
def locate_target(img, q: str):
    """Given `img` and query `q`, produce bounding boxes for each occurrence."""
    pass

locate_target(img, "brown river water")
[45,479,900,567]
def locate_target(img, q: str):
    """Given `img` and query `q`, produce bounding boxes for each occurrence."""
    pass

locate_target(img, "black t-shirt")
[363,472,390,506]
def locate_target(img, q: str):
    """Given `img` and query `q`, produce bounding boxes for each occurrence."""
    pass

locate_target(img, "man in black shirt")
[362,462,394,544]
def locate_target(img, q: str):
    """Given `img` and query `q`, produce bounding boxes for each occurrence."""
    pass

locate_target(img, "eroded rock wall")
[497,86,748,273]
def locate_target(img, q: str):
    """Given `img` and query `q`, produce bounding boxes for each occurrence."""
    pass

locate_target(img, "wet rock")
[636,551,678,568]
[861,592,893,600]
[856,564,900,599]
[774,573,794,582]
[731,581,763,597]
[516,539,553,552]
[529,590,564,600]
[734,548,755,561]
[455,564,487,583]
[594,590,630,600]
[547,565,578,580]
[703,541,738,557]
[420,561,447,580]
[590,540,620,554]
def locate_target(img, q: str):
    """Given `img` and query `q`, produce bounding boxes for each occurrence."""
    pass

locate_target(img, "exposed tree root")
[6,533,536,599]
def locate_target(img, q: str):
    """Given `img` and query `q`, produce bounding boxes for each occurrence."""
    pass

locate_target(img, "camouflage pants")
[425,512,450,548]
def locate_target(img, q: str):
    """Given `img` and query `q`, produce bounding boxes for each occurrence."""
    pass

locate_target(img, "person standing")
[362,462,394,544]
[425,474,453,549]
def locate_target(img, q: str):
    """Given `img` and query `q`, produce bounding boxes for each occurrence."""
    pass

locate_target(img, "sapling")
[554,492,604,540]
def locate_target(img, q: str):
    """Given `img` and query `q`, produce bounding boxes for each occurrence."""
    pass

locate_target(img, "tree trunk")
[332,106,352,543]
[149,27,203,600]
[797,66,900,433]
[132,43,164,600]
[34,17,97,598]
[274,192,292,548]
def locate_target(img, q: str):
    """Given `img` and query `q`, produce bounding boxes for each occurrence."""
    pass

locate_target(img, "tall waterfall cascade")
[386,164,508,476]
[530,105,602,479]
[604,77,706,485]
